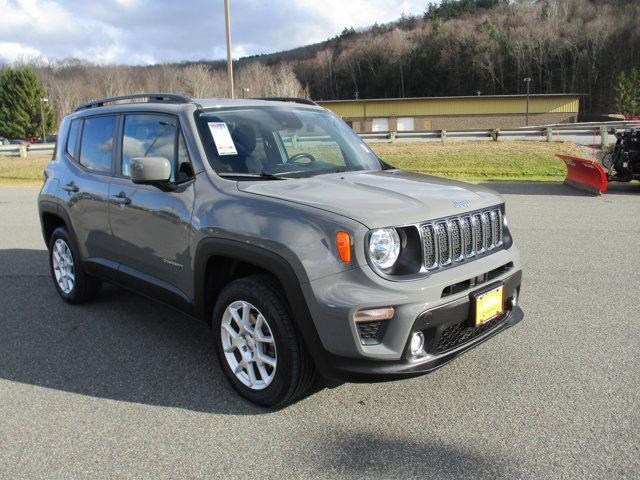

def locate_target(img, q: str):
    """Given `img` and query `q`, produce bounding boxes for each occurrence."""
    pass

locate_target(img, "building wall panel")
[320,96,580,118]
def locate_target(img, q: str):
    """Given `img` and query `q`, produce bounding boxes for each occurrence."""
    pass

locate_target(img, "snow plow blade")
[556,154,608,195]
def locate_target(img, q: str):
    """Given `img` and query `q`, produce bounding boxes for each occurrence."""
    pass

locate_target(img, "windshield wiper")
[259,171,287,180]
[217,171,287,180]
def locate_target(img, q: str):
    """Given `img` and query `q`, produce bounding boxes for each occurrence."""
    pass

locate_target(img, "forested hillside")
[2,0,638,122]
[273,0,640,112]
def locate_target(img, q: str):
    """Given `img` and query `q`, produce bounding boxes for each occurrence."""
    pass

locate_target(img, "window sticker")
[208,122,238,156]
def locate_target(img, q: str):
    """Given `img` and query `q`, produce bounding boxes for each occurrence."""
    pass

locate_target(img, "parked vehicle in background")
[38,93,524,407]
[0,137,8,145]
[9,139,28,145]
[557,127,640,195]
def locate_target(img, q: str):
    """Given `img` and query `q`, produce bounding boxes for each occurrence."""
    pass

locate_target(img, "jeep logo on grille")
[452,200,471,208]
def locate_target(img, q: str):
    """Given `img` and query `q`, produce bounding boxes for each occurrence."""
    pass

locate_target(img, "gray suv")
[38,93,523,407]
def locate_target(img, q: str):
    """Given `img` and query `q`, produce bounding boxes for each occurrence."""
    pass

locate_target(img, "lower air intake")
[356,320,387,345]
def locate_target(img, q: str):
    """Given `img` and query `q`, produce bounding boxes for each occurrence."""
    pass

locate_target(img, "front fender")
[192,237,337,378]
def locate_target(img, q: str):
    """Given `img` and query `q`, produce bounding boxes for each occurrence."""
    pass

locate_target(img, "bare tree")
[180,64,225,98]
[235,62,307,98]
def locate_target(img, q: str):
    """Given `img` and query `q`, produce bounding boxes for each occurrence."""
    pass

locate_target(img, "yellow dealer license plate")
[474,285,504,326]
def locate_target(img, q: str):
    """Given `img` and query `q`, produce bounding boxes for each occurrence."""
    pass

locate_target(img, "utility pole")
[524,77,531,126]
[40,98,48,142]
[224,0,234,98]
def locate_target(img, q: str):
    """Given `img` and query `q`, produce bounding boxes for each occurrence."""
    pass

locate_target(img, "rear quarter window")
[79,116,117,173]
[66,119,81,159]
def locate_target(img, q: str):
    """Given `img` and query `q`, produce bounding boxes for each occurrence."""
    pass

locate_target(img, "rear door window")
[79,116,117,173]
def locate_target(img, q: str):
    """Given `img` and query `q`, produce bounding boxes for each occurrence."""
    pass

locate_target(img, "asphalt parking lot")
[1,183,639,479]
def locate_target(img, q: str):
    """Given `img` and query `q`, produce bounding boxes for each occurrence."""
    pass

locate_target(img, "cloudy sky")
[0,0,428,65]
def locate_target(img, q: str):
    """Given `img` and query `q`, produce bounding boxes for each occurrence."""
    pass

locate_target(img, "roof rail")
[75,93,193,111]
[254,97,319,107]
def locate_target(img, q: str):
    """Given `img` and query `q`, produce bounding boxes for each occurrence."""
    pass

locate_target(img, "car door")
[108,112,196,301]
[60,115,117,269]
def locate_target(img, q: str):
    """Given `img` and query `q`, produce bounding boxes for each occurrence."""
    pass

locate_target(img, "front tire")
[212,275,317,407]
[48,226,101,304]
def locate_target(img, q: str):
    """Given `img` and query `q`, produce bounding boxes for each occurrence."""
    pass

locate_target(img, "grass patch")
[370,141,584,182]
[0,154,51,186]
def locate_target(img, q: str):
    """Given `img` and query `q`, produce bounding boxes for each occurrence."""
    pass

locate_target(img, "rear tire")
[212,275,317,407]
[48,226,102,304]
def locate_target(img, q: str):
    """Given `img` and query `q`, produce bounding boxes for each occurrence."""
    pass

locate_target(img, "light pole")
[40,97,48,143]
[224,0,234,98]
[523,77,531,126]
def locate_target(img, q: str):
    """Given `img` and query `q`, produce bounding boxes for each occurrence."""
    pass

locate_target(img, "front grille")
[356,320,387,345]
[462,216,473,256]
[422,225,437,268]
[421,207,504,271]
[473,214,483,253]
[450,219,462,260]
[482,211,492,249]
[435,315,504,352]
[436,222,450,265]
[492,210,502,244]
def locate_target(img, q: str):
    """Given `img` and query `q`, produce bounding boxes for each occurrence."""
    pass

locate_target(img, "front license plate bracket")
[470,283,504,326]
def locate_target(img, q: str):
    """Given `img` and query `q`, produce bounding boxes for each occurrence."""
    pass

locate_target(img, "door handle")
[62,182,79,193]
[112,192,131,206]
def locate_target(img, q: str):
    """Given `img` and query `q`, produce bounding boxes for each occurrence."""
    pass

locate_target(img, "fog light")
[409,331,425,356]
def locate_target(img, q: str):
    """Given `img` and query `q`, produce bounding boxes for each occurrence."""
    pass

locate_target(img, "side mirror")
[130,157,171,185]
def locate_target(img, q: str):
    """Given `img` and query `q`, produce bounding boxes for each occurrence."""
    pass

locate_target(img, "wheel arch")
[38,202,87,270]
[193,237,330,374]
[39,201,73,247]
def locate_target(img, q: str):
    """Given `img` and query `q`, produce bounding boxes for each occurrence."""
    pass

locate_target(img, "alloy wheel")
[52,238,75,294]
[220,300,277,390]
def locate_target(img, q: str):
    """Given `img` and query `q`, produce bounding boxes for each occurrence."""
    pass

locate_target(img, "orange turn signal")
[336,231,351,263]
[354,307,395,322]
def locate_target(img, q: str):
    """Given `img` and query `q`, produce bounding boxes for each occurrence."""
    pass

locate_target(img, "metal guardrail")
[360,121,640,146]
[0,143,56,156]
[1,121,639,157]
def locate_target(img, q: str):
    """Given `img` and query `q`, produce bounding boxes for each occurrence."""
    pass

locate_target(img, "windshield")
[196,106,384,178]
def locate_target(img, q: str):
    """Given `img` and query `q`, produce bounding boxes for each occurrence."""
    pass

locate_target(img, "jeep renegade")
[38,94,523,407]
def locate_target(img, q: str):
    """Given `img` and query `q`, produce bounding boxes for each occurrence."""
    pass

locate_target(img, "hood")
[237,169,503,228]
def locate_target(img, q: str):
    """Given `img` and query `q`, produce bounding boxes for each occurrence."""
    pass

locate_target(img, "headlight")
[368,228,401,270]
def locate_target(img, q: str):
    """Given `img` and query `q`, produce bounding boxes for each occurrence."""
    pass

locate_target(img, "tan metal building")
[317,94,581,132]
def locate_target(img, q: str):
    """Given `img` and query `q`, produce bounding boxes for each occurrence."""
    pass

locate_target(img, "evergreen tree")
[0,66,55,139]
[614,68,640,117]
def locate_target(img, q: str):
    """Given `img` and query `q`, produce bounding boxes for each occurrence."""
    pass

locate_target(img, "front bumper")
[322,302,523,382]
[301,248,523,382]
